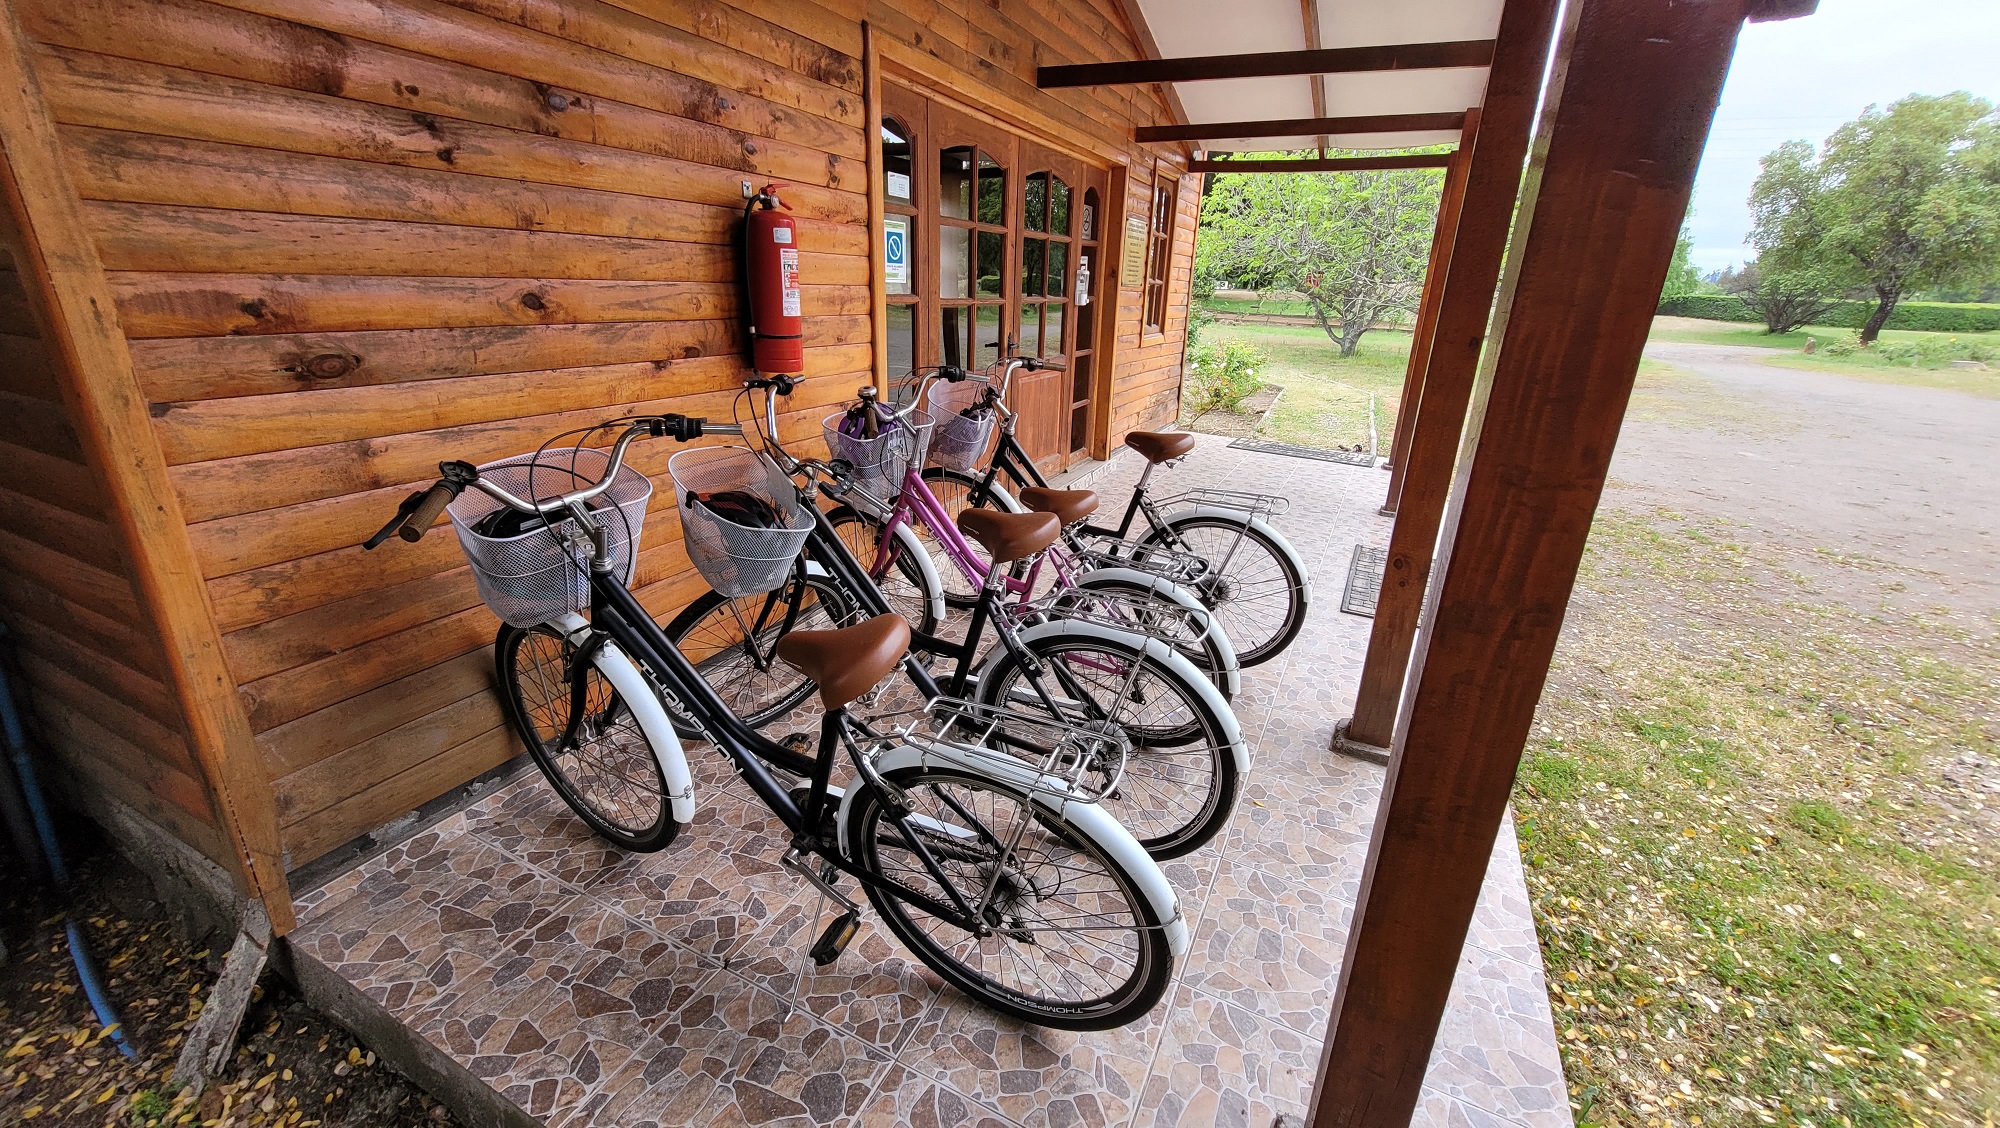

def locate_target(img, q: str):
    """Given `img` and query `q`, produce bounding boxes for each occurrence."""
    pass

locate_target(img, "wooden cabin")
[0,0,1814,1120]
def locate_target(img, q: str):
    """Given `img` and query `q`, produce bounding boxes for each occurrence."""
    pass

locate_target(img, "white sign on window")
[1081,204,1095,240]
[887,171,911,200]
[883,215,910,288]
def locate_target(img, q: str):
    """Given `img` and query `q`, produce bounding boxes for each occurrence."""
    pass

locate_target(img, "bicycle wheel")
[844,764,1174,1030]
[496,624,680,851]
[922,467,1023,608]
[822,505,942,637]
[661,570,856,730]
[976,631,1240,858]
[1140,515,1307,666]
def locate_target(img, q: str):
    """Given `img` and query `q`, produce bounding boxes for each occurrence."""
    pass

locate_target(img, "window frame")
[1142,175,1177,335]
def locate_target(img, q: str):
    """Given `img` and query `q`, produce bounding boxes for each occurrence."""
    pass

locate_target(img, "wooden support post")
[0,4,294,932]
[862,22,888,393]
[1380,113,1478,515]
[1306,0,1771,1122]
[1339,0,1559,751]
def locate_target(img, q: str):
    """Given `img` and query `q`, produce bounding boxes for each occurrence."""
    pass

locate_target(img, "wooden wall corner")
[0,0,294,933]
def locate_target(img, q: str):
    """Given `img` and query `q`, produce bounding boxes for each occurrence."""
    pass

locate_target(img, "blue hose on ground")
[0,627,137,1059]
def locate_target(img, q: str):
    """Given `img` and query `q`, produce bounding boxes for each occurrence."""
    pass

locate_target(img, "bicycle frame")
[583,564,1003,931]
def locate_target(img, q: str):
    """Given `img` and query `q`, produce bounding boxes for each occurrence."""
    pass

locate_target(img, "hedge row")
[1657,294,2000,333]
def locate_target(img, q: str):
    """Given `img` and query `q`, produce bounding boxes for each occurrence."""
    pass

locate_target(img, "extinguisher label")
[779,248,801,317]
[771,227,793,245]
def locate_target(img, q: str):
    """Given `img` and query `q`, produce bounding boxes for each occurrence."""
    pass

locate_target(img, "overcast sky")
[1686,0,2000,273]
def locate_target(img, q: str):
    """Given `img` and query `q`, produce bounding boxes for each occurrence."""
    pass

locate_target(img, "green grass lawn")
[1194,322,1411,450]
[1521,512,2000,1125]
[1648,316,2000,399]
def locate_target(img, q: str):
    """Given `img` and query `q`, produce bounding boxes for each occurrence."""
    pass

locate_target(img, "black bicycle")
[364,414,1186,1029]
[923,358,1312,666]
[659,377,1248,860]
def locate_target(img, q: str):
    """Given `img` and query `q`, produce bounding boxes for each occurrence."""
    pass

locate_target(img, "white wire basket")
[923,379,999,473]
[823,408,933,500]
[671,446,811,598]
[447,448,651,628]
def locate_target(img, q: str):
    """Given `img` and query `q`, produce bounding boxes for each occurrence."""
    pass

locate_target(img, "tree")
[1723,260,1841,334]
[1197,161,1443,356]
[1659,224,1703,304]
[1750,93,2000,343]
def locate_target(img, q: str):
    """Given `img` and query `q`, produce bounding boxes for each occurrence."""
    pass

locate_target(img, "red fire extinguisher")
[743,184,804,375]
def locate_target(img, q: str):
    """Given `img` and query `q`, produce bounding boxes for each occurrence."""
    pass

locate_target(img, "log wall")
[0,149,232,869]
[3,0,1198,874]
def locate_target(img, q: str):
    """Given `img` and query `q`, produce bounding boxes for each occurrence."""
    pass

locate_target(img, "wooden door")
[1011,140,1077,469]
[925,103,1016,379]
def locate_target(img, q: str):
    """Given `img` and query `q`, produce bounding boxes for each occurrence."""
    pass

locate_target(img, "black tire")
[976,632,1240,859]
[843,764,1174,1030]
[660,570,857,732]
[496,624,680,851]
[921,467,1025,608]
[1140,515,1308,666]
[820,504,942,638]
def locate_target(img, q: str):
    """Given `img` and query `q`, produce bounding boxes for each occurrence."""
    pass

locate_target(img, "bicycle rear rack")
[1066,539,1212,589]
[1150,487,1291,520]
[895,697,1129,804]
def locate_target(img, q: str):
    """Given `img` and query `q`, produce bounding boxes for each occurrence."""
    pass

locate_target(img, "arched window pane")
[940,146,973,220]
[882,119,913,203]
[1050,177,1071,234]
[977,152,1005,225]
[1025,173,1048,233]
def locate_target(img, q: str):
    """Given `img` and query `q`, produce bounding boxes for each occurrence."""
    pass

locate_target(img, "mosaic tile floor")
[289,435,1570,1128]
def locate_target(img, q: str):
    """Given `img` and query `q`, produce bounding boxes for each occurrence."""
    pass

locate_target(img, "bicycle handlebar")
[364,414,736,548]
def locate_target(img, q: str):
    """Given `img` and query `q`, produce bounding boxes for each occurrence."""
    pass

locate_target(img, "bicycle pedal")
[810,908,861,966]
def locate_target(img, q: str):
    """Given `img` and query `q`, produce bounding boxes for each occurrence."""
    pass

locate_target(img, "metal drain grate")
[1228,437,1378,466]
[1341,544,1387,617]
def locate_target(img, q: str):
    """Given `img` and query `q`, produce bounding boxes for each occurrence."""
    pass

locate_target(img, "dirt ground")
[1612,341,2000,620]
[0,821,456,1127]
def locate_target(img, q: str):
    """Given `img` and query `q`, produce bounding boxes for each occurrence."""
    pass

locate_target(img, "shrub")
[1182,339,1268,417]
[1658,295,2000,333]
[1810,332,1997,367]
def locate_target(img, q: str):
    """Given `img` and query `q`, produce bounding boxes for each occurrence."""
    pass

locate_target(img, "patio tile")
[895,991,1167,1128]
[1179,860,1353,1035]
[1425,943,1572,1127]
[851,1064,1019,1127]
[1130,985,1320,1128]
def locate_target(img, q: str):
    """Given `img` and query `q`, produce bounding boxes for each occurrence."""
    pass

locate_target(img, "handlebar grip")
[396,481,457,542]
[939,365,969,383]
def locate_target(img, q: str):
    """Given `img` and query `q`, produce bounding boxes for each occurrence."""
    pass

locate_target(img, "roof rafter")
[1038,39,1494,89]
[1137,110,1465,144]
[1188,153,1454,173]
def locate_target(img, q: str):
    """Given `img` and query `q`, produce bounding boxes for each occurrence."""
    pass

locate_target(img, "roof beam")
[1188,153,1454,173]
[1299,0,1329,153]
[1137,111,1464,144]
[1038,39,1494,89]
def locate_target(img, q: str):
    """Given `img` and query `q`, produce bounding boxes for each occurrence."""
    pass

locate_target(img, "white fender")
[551,613,695,825]
[1072,567,1242,699]
[973,617,1249,775]
[1155,505,1313,604]
[836,741,1189,957]
[883,520,950,628]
